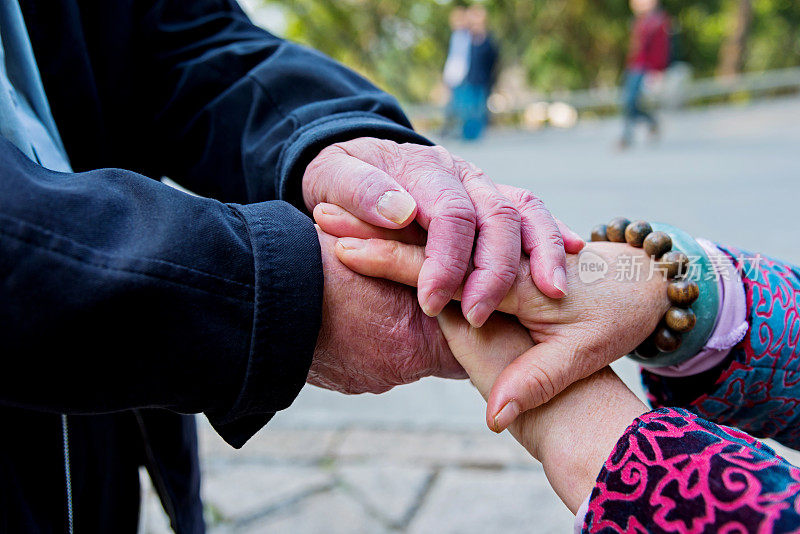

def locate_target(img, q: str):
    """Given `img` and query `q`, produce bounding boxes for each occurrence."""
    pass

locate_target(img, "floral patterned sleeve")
[581,407,800,533]
[643,246,800,450]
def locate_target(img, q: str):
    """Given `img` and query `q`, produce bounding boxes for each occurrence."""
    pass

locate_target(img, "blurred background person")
[619,0,670,149]
[460,4,498,141]
[441,4,471,138]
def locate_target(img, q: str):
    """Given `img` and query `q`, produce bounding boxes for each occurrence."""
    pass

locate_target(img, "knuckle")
[377,238,402,261]
[438,207,478,233]
[328,140,351,152]
[402,145,456,175]
[481,197,521,226]
[339,137,400,169]
[545,231,565,249]
[521,362,557,406]
[427,256,470,285]
[373,139,402,167]
[487,263,519,288]
[336,137,371,153]
[305,145,340,176]
[429,145,453,162]
[366,239,401,272]
[517,192,547,215]
[528,229,565,254]
[433,190,477,226]
[548,231,566,250]
[457,160,487,183]
[344,170,387,207]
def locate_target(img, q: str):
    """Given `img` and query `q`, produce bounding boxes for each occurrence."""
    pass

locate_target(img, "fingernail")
[377,190,416,225]
[553,266,567,296]
[492,400,521,433]
[337,237,365,251]
[466,301,492,328]
[421,289,450,317]
[319,203,343,216]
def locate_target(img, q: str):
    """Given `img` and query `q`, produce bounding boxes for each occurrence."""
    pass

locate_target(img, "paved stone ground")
[141,96,800,533]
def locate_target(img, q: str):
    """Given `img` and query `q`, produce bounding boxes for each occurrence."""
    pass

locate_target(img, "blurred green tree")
[262,0,800,102]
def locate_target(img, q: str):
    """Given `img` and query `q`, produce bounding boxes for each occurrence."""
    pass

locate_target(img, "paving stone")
[198,421,338,462]
[337,462,432,526]
[408,468,575,534]
[267,378,488,431]
[139,469,173,534]
[335,429,533,467]
[242,488,390,534]
[201,464,332,523]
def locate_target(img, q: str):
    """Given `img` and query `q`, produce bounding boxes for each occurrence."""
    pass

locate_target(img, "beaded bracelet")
[590,218,720,367]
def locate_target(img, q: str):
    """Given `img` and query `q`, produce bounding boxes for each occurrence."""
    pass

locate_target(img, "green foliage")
[747,0,800,71]
[264,0,800,102]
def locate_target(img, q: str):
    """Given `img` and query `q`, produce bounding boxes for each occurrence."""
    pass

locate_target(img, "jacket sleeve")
[643,246,800,450]
[0,137,322,447]
[581,407,800,533]
[130,0,431,206]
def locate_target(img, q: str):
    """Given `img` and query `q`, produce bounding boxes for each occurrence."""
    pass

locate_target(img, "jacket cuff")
[276,111,432,210]
[208,201,323,447]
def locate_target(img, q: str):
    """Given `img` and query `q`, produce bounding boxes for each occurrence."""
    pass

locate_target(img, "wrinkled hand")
[303,137,584,327]
[310,227,465,395]
[435,307,647,512]
[315,208,668,430]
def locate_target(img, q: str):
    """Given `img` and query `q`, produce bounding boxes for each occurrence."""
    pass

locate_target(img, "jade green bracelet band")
[627,222,720,368]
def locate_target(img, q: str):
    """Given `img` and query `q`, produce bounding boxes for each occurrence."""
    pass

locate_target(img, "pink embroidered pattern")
[582,408,800,533]
[590,248,800,532]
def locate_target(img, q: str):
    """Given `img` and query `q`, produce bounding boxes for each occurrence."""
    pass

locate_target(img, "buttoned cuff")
[208,200,323,447]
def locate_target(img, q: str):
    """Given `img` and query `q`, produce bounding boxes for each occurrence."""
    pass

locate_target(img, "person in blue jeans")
[460,5,498,141]
[620,0,670,148]
[621,70,657,145]
[441,5,471,137]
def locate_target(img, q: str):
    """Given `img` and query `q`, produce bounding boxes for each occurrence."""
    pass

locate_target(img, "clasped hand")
[314,202,669,432]
[304,138,583,395]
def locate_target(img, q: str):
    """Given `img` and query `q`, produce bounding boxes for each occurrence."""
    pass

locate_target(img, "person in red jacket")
[619,0,671,149]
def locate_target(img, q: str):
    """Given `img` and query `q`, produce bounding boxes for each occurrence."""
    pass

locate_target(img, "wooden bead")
[665,307,696,333]
[667,279,699,306]
[643,231,672,258]
[655,326,682,352]
[624,220,652,248]
[590,224,608,242]
[606,217,630,242]
[660,250,689,279]
[633,335,660,359]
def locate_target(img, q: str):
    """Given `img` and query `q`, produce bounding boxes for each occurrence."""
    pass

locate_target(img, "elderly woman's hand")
[315,205,668,432]
[435,306,648,512]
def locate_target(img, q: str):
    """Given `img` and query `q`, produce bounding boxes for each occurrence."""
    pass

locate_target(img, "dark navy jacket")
[465,34,498,90]
[0,1,427,532]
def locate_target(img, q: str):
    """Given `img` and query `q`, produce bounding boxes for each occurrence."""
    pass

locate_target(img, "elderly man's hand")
[309,227,465,394]
[303,137,583,327]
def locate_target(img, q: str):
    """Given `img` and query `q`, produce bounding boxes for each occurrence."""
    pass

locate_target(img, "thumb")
[306,148,417,228]
[485,340,574,433]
